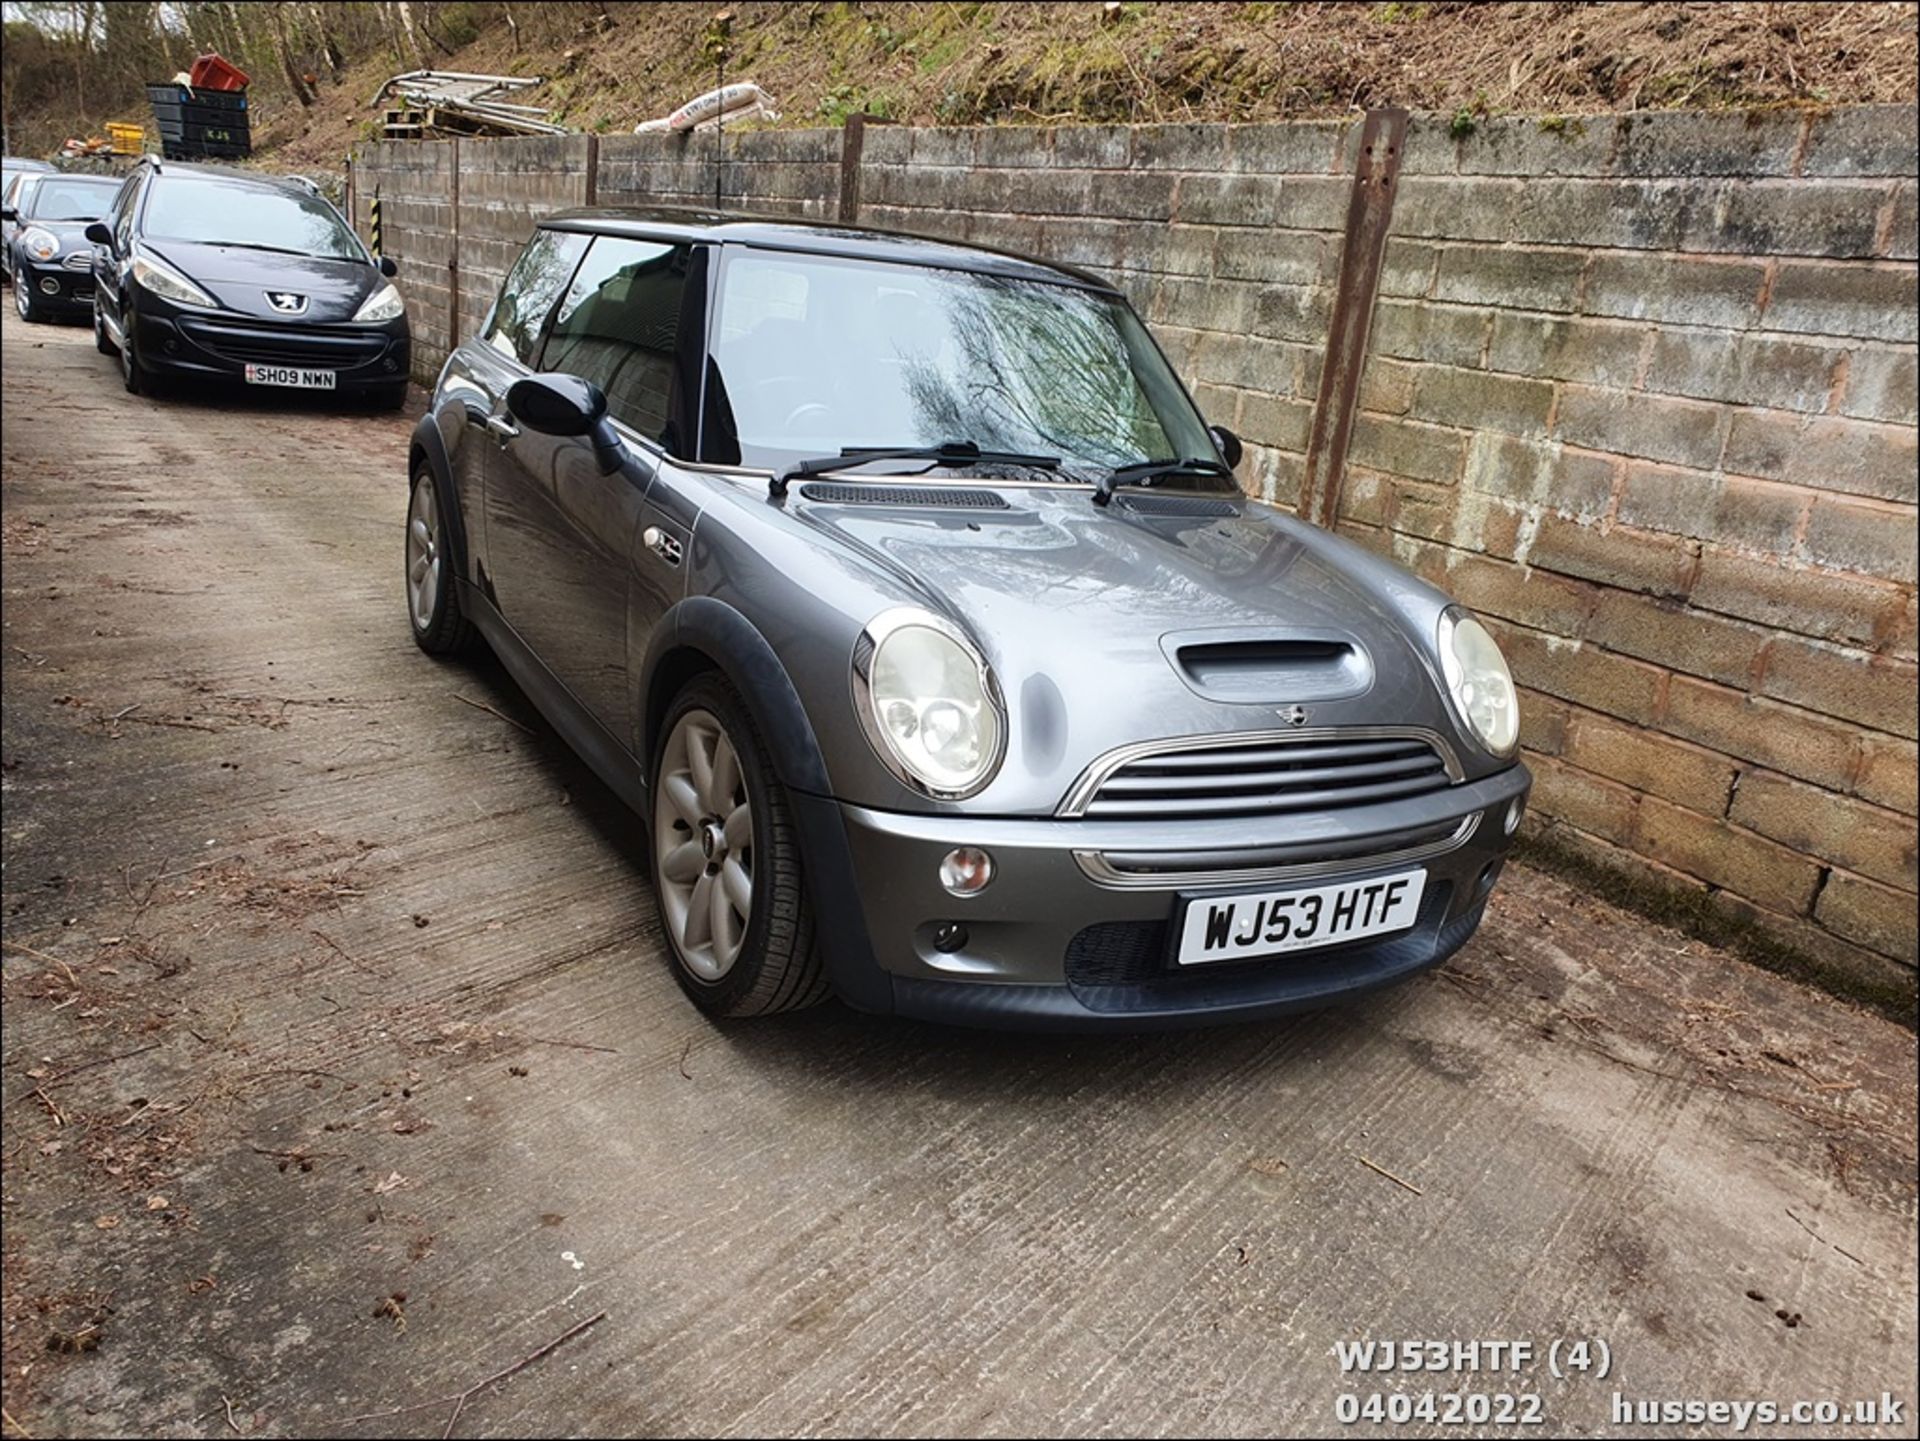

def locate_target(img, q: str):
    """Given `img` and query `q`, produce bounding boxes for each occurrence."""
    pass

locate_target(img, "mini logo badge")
[266,291,308,315]
[1278,704,1310,727]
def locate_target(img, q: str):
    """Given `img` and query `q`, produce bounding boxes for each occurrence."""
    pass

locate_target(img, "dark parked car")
[4,172,121,322]
[1,159,59,280]
[88,158,408,405]
[405,208,1530,1030]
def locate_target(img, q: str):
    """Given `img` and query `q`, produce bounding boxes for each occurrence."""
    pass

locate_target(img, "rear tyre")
[405,466,476,656]
[651,674,828,1018]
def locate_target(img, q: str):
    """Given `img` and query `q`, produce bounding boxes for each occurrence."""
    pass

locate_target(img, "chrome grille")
[62,252,93,272]
[1060,727,1460,821]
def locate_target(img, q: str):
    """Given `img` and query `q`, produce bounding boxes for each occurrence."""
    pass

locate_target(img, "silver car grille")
[62,252,92,272]
[1058,727,1461,821]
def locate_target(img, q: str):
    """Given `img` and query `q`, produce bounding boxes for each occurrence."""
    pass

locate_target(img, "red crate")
[187,52,250,93]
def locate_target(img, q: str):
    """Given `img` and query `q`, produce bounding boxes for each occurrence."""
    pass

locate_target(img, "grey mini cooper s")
[405,208,1531,1029]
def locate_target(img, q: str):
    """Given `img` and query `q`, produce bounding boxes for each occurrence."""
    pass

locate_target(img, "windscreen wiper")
[204,241,312,256]
[1092,455,1233,507]
[769,441,1060,500]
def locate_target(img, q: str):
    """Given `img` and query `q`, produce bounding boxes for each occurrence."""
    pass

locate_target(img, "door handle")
[485,414,520,443]
[642,525,683,566]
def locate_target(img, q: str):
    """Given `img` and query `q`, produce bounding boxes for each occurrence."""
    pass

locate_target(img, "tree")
[268,4,316,106]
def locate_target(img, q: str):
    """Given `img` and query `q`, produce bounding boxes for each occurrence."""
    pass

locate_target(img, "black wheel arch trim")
[408,414,472,589]
[638,596,894,1014]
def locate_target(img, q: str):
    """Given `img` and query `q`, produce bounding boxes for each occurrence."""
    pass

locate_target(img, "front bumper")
[810,763,1530,1030]
[129,296,409,393]
[16,258,95,314]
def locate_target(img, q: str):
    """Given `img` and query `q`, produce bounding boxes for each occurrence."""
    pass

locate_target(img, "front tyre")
[93,296,117,355]
[652,675,826,1018]
[405,466,475,656]
[14,274,42,323]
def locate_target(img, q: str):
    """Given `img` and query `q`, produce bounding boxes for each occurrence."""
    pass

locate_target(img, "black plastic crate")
[147,82,248,112]
[149,99,253,130]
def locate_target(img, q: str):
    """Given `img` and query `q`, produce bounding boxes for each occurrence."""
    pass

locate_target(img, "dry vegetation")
[5,3,1915,171]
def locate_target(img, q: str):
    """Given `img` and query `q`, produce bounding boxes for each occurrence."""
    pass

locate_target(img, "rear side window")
[540,236,693,449]
[483,228,589,367]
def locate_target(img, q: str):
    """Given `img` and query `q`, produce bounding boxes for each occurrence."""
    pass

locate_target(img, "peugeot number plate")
[1177,869,1427,965]
[244,364,336,390]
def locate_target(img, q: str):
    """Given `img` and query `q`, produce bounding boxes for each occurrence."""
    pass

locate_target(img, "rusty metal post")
[1298,107,1408,530]
[838,112,868,224]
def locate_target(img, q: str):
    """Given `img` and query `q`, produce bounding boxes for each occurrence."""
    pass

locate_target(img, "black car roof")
[138,159,317,197]
[540,205,1117,292]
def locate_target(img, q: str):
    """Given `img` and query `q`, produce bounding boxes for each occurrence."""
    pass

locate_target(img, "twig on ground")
[523,1035,620,1055]
[222,1396,241,1435]
[30,1088,66,1127]
[39,1042,162,1086]
[109,702,141,722]
[331,1310,608,1436]
[679,1038,694,1079]
[451,692,535,735]
[310,929,376,975]
[1355,1154,1423,1196]
[1,938,78,988]
[2,1404,35,1438]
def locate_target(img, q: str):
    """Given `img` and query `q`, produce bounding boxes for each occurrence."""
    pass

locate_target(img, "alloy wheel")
[406,473,440,631]
[653,709,754,982]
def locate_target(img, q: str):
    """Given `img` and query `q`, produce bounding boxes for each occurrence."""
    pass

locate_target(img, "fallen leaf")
[95,1215,121,1229]
[372,1171,408,1195]
[146,1195,169,1210]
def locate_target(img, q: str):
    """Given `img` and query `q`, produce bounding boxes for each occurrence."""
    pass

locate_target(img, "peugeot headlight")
[20,227,58,262]
[353,281,404,323]
[132,252,216,309]
[853,609,1006,799]
[1438,608,1519,758]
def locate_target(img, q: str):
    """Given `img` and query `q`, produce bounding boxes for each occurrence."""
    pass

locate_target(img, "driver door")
[492,235,706,744]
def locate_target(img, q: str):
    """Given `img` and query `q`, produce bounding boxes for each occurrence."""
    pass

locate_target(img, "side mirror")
[379,255,398,277]
[1,207,17,223]
[1209,424,1243,469]
[506,373,623,473]
[84,221,112,246]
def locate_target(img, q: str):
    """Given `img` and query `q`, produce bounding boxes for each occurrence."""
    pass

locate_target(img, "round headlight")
[1438,609,1519,758]
[21,227,58,262]
[854,609,1005,798]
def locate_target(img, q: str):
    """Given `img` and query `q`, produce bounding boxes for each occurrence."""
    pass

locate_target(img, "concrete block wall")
[1333,108,1917,990]
[597,128,842,220]
[352,104,1918,990]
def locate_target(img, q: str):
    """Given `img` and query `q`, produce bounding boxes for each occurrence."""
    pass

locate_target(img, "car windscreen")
[24,177,118,221]
[142,177,366,261]
[704,248,1217,477]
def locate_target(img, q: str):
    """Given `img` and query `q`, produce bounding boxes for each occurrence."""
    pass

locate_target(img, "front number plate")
[245,364,336,390]
[1177,869,1427,966]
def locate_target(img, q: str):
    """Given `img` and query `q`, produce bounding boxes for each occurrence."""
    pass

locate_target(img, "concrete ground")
[1,304,1915,1439]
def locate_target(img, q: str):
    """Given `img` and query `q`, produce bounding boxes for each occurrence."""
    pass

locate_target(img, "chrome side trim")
[1073,813,1480,892]
[1055,725,1465,818]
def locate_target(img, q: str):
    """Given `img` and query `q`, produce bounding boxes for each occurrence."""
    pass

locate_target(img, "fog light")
[932,922,969,953]
[938,846,994,897]
[1504,794,1525,835]
[38,277,59,295]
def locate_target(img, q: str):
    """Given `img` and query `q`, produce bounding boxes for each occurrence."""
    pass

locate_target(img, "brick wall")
[352,105,1918,994]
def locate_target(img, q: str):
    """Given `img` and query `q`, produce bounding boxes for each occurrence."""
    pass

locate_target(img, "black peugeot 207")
[3,172,121,322]
[89,158,410,406]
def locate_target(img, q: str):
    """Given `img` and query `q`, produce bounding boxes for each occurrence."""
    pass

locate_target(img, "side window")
[482,227,588,366]
[540,236,693,449]
[114,172,145,251]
